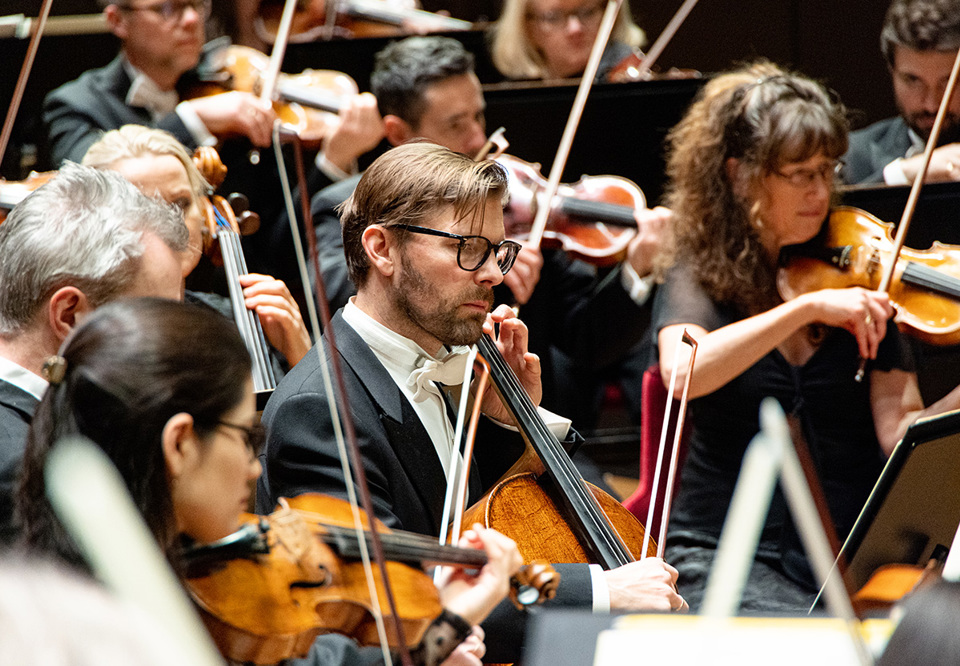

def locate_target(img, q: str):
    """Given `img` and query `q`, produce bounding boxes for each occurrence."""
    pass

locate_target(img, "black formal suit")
[307,176,654,421]
[41,52,331,275]
[0,379,39,545]
[842,117,913,185]
[258,310,594,662]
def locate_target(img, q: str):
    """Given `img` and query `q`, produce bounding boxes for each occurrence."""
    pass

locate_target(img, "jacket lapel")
[331,312,449,534]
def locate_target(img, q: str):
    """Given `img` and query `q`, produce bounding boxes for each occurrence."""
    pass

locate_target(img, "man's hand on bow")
[477,304,542,426]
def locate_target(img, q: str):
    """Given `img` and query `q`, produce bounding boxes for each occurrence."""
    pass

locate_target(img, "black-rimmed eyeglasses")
[216,421,265,457]
[389,224,521,275]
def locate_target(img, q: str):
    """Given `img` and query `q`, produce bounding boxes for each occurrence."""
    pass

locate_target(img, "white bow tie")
[406,347,471,403]
[127,75,179,117]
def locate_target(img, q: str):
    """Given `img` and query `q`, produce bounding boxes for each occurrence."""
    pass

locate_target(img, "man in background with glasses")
[41,0,385,275]
[258,142,686,663]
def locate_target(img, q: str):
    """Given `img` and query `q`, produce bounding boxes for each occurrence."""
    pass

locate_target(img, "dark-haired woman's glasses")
[388,224,521,275]
[216,421,265,457]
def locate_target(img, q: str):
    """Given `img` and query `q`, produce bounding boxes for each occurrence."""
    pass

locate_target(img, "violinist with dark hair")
[18,297,524,666]
[654,60,960,613]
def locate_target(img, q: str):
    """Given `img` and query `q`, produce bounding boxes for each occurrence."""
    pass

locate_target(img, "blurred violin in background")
[0,170,56,224]
[190,44,360,148]
[496,153,643,266]
[606,49,701,83]
[255,0,472,43]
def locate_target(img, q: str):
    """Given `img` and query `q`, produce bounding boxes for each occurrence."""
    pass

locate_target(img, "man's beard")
[394,254,494,347]
[905,110,960,145]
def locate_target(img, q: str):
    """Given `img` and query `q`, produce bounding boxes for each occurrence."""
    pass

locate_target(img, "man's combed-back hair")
[371,36,476,126]
[881,0,960,66]
[660,61,848,315]
[340,142,508,287]
[0,162,188,335]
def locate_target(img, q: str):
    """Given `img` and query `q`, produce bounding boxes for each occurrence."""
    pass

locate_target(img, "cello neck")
[476,334,633,569]
[213,208,277,399]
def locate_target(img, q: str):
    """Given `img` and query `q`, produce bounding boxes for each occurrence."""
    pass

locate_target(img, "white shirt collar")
[123,59,179,118]
[0,355,47,401]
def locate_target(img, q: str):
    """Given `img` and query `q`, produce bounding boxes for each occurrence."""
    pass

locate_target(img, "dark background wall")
[1,1,896,179]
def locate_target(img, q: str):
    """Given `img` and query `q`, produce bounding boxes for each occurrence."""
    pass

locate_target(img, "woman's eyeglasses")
[216,421,265,457]
[389,224,521,275]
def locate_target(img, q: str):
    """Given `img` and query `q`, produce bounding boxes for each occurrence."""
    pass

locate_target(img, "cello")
[462,334,656,568]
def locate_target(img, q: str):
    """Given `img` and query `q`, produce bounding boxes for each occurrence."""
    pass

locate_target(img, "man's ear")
[47,287,92,343]
[361,225,396,278]
[383,115,416,147]
[104,4,127,39]
[161,412,199,480]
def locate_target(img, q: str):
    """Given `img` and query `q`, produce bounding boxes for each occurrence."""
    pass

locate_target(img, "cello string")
[478,335,633,565]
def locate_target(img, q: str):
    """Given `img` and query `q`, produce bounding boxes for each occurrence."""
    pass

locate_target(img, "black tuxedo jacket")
[843,117,914,185]
[0,379,39,545]
[258,310,594,662]
[41,54,331,275]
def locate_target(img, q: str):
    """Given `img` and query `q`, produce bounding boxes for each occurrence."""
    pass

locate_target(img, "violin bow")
[855,43,960,381]
[0,0,54,167]
[641,328,697,559]
[526,0,700,249]
[272,129,414,666]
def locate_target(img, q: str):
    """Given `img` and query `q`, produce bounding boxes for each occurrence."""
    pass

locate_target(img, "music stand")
[829,408,960,595]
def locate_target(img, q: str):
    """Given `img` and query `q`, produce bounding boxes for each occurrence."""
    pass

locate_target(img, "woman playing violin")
[82,124,312,369]
[17,297,522,666]
[654,61,960,612]
[489,0,644,81]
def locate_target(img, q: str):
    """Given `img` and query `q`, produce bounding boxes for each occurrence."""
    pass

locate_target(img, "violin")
[182,493,559,664]
[255,0,472,43]
[190,44,360,147]
[606,50,702,84]
[0,170,57,224]
[497,153,642,267]
[462,334,656,569]
[778,206,960,346]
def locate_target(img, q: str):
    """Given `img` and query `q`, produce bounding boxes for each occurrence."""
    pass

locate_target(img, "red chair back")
[622,363,690,540]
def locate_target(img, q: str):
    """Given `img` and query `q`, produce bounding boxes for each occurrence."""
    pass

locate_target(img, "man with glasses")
[258,142,686,663]
[41,0,385,274]
[843,0,960,184]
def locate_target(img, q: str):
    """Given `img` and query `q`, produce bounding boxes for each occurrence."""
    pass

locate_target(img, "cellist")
[653,61,960,613]
[309,35,670,435]
[259,142,686,664]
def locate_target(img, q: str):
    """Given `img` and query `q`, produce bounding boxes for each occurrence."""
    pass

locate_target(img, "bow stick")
[0,0,54,166]
[854,43,960,381]
[526,0,700,249]
[273,129,412,665]
[641,328,697,559]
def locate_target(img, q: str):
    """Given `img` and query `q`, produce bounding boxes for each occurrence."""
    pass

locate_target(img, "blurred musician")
[488,0,645,80]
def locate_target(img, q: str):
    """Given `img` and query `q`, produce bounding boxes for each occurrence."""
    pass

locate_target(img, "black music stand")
[833,408,960,595]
